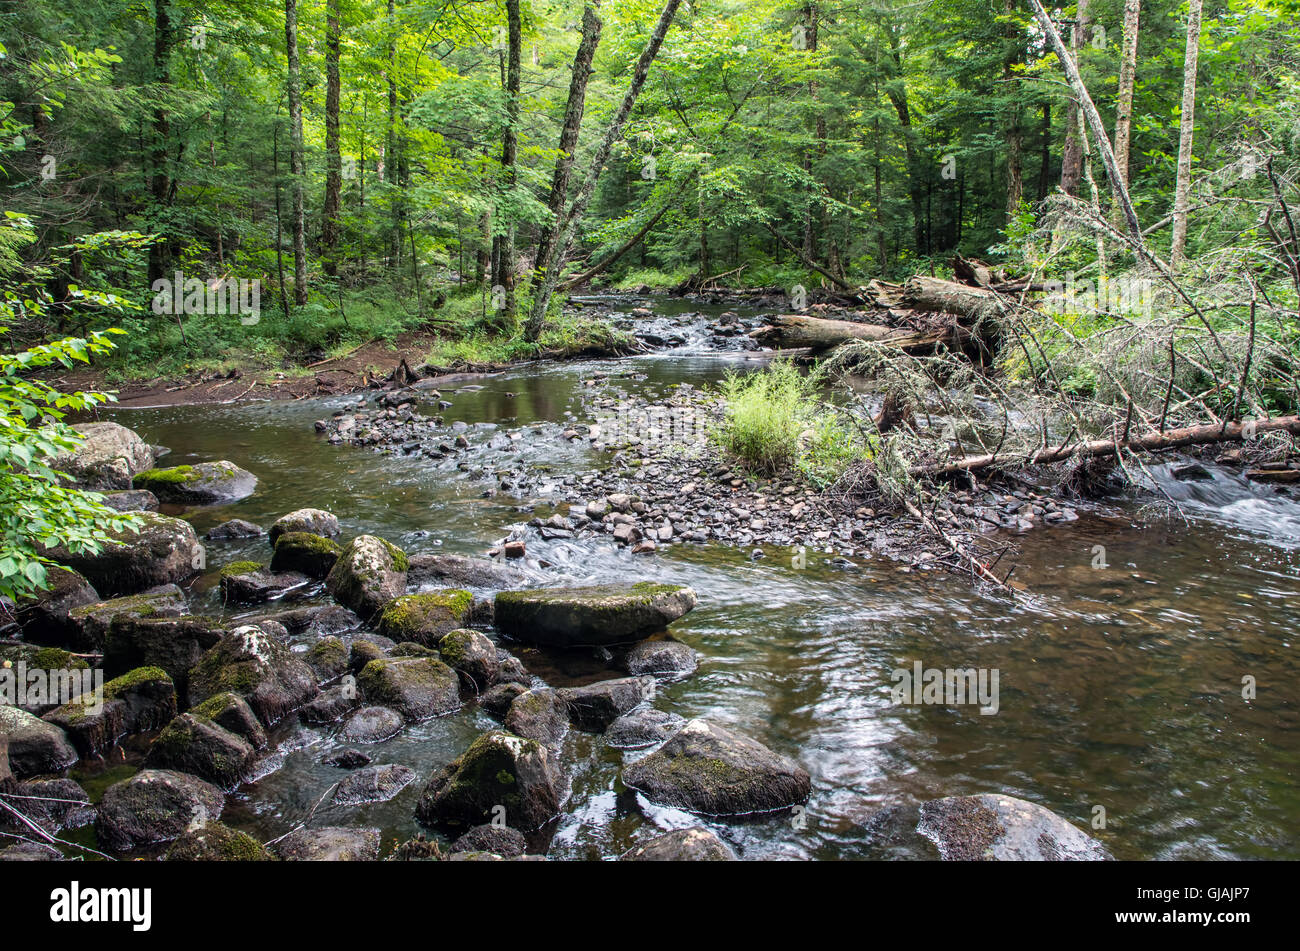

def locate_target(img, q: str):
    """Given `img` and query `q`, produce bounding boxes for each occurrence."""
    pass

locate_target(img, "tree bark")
[1171,0,1202,269]
[322,0,342,279]
[285,0,308,304]
[751,314,975,353]
[148,0,172,286]
[524,0,683,341]
[1113,0,1141,192]
[1059,0,1090,196]
[532,2,603,294]
[489,0,523,328]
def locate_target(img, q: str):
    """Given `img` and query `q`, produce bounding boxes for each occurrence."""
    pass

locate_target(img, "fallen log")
[899,276,1005,318]
[914,416,1300,478]
[751,314,975,353]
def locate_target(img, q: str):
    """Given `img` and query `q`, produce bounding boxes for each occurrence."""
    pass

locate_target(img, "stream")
[88,296,1300,860]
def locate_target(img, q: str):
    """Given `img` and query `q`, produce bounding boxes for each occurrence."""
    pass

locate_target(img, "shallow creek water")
[89,299,1300,860]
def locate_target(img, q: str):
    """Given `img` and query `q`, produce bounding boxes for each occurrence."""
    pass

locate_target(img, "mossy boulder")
[190,692,267,749]
[45,514,204,597]
[164,822,274,861]
[133,460,258,505]
[187,625,320,726]
[503,688,568,749]
[270,826,380,861]
[15,567,98,640]
[144,712,255,788]
[437,628,498,689]
[96,769,225,852]
[481,681,529,720]
[326,535,408,618]
[0,778,93,834]
[57,584,189,652]
[218,561,311,605]
[494,582,697,647]
[270,532,342,579]
[557,677,655,733]
[103,614,224,702]
[43,666,176,758]
[621,719,811,816]
[258,603,361,639]
[916,794,1112,861]
[356,656,460,721]
[50,421,154,490]
[303,636,349,683]
[298,684,361,725]
[415,729,561,831]
[0,706,77,778]
[406,552,532,589]
[620,827,736,861]
[268,508,341,546]
[450,824,527,858]
[99,489,161,512]
[376,590,472,646]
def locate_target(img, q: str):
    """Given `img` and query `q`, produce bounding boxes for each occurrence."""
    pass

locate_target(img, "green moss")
[275,532,342,557]
[378,590,472,643]
[220,560,265,578]
[103,665,171,698]
[30,647,89,671]
[380,538,410,572]
[191,692,239,720]
[135,465,201,485]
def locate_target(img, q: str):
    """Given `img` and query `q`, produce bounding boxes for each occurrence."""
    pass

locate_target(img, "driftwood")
[914,416,1300,478]
[867,275,1005,318]
[750,314,974,353]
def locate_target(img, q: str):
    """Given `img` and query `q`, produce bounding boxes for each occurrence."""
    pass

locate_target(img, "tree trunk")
[148,0,172,286]
[801,3,821,262]
[1059,0,1090,196]
[751,314,975,353]
[558,197,673,290]
[285,0,308,304]
[322,0,342,278]
[524,0,683,341]
[1113,0,1141,192]
[532,2,603,294]
[1002,0,1024,220]
[1171,0,1202,269]
[490,0,523,328]
[883,26,927,256]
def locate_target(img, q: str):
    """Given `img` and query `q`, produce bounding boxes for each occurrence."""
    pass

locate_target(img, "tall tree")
[1112,0,1141,191]
[1171,0,1202,268]
[322,0,342,279]
[1059,0,1091,196]
[285,0,308,304]
[490,0,523,328]
[148,0,172,287]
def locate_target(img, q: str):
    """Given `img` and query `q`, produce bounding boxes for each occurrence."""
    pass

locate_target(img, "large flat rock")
[494,582,696,647]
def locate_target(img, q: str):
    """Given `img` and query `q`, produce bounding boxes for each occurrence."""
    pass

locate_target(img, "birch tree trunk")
[285,0,308,304]
[1112,0,1141,191]
[1171,0,1203,269]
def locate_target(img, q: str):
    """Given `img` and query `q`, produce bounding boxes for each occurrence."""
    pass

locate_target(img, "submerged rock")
[377,590,473,646]
[621,719,811,816]
[356,656,460,721]
[269,508,341,545]
[51,422,155,490]
[620,827,736,861]
[206,518,265,540]
[271,825,380,861]
[96,769,225,851]
[45,514,204,597]
[270,532,343,579]
[0,706,78,778]
[331,763,416,806]
[494,582,697,647]
[134,460,258,504]
[916,794,1112,861]
[605,708,685,750]
[326,535,409,618]
[187,625,320,726]
[416,730,561,830]
[144,712,255,788]
[164,822,273,861]
[340,705,403,744]
[624,639,699,679]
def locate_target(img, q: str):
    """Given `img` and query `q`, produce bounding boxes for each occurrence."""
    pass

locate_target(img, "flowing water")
[89,297,1300,860]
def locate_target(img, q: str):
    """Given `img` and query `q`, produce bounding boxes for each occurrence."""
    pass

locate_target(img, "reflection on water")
[98,346,1300,860]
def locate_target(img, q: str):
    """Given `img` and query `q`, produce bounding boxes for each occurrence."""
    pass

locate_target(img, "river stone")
[438,628,498,689]
[407,553,531,590]
[494,582,697,647]
[0,841,63,861]
[504,688,568,749]
[416,730,561,831]
[144,712,256,788]
[304,636,349,682]
[481,682,528,719]
[324,748,372,769]
[15,567,98,638]
[57,584,189,652]
[326,535,409,618]
[356,656,460,721]
[206,518,265,540]
[0,706,77,778]
[45,513,204,597]
[917,794,1112,861]
[261,603,362,640]
[96,769,225,851]
[104,614,224,700]
[605,708,685,750]
[341,705,404,743]
[188,625,320,726]
[450,824,527,858]
[43,666,176,758]
[271,826,380,861]
[133,460,258,505]
[298,684,360,724]
[557,677,655,732]
[0,778,93,833]
[270,532,343,579]
[268,508,341,546]
[164,822,273,861]
[376,590,473,646]
[218,561,311,604]
[621,719,811,816]
[51,421,155,490]
[621,827,737,861]
[624,639,699,679]
[190,692,267,749]
[99,489,161,512]
[331,763,416,806]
